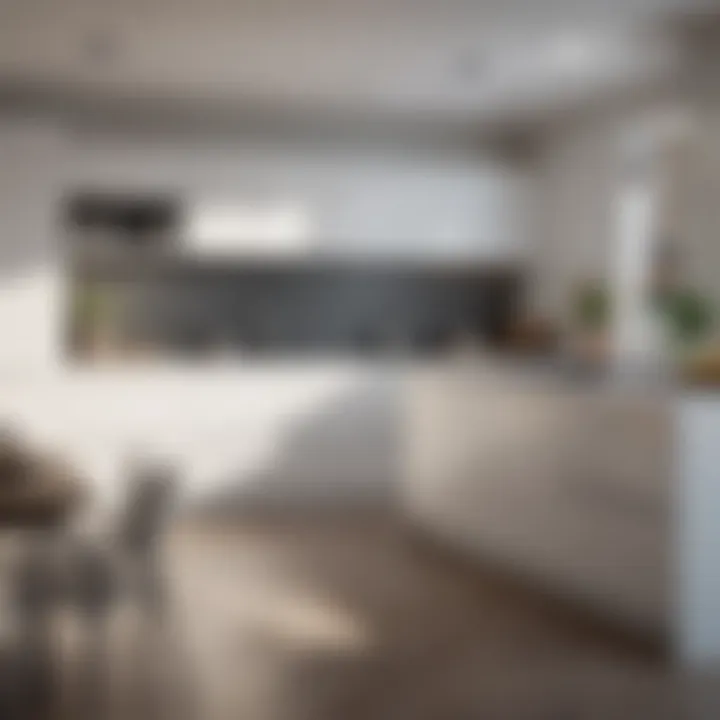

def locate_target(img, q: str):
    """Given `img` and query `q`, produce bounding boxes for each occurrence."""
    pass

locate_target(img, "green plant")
[656,289,715,347]
[71,282,119,352]
[573,281,610,331]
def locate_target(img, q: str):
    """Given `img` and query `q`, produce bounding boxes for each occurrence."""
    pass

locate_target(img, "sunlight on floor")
[248,592,374,652]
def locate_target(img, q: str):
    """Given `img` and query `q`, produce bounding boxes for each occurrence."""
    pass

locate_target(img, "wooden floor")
[4,514,715,719]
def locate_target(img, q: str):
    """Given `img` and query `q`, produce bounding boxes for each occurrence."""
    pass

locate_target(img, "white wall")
[530,111,624,322]
[672,98,720,323]
[531,90,720,332]
[0,118,68,376]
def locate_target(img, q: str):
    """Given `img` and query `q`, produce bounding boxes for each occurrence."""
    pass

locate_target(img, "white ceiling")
[0,0,715,124]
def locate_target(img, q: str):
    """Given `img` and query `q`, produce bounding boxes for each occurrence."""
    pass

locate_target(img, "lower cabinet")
[403,368,672,635]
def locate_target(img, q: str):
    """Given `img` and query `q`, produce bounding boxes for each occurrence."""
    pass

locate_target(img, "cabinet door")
[432,387,571,568]
[560,394,671,524]
[547,393,671,629]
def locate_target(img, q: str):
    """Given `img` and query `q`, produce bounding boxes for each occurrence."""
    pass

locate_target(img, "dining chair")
[7,460,179,719]
[7,534,65,719]
[69,461,179,719]
[75,459,179,617]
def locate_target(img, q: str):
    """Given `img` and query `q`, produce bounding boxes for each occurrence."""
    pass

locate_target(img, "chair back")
[117,461,177,557]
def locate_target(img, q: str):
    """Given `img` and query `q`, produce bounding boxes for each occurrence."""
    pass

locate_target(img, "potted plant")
[570,279,611,368]
[655,288,714,353]
[71,281,122,359]
[655,287,717,384]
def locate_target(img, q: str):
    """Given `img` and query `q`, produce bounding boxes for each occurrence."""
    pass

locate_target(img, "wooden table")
[0,481,85,530]
[0,467,86,531]
[0,471,86,719]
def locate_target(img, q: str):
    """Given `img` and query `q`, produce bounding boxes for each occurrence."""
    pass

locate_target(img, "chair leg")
[74,614,111,720]
[136,556,167,620]
[12,617,57,720]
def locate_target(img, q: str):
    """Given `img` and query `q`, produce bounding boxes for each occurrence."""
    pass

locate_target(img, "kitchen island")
[402,358,720,668]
